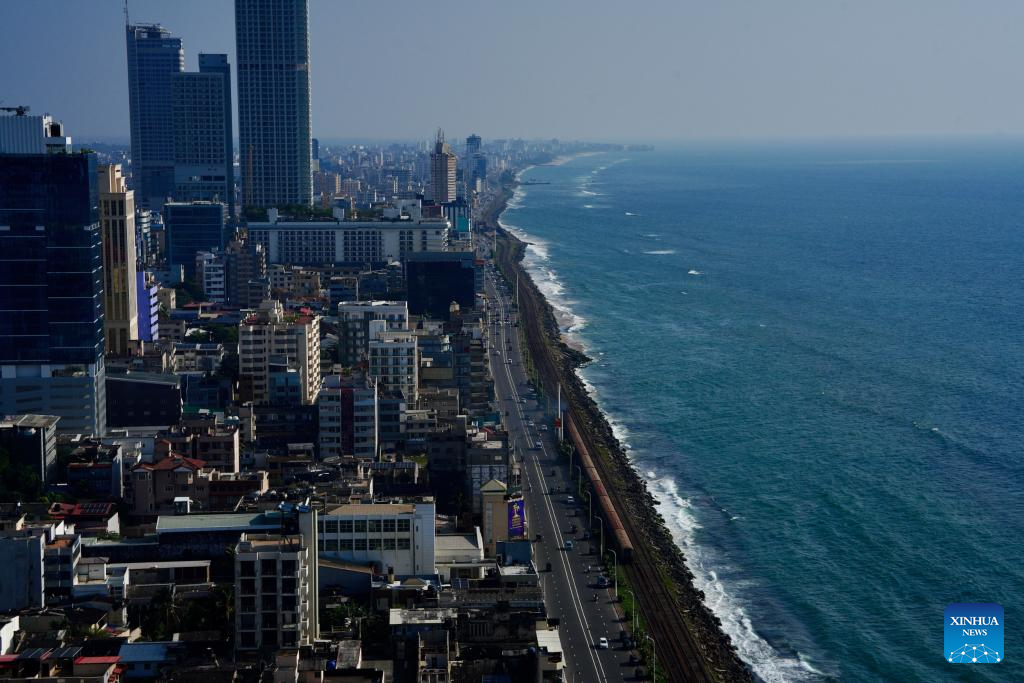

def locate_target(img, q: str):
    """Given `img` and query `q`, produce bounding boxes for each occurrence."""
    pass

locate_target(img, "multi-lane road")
[482,252,637,682]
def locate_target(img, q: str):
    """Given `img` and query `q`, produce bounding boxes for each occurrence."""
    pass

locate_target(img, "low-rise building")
[317,501,435,577]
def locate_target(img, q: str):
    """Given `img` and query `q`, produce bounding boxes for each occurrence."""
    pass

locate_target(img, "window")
[383,538,396,551]
[261,577,276,593]
[326,520,339,533]
[368,538,381,550]
[397,519,411,533]
[261,559,277,575]
[240,561,256,577]
[339,539,353,551]
[354,539,367,551]
[382,519,396,533]
[281,560,297,574]
[397,538,411,550]
[240,596,256,612]
[240,579,256,595]
[368,519,381,533]
[353,520,367,533]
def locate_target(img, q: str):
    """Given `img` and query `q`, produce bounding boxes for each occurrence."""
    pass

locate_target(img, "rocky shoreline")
[485,175,754,682]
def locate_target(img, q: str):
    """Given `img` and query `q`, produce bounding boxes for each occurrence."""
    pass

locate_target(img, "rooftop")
[156,512,278,534]
[326,503,416,516]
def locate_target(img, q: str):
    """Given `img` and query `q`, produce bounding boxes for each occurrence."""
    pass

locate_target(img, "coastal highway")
[483,252,634,682]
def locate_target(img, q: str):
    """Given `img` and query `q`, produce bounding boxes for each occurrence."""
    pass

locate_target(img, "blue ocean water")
[499,142,1024,682]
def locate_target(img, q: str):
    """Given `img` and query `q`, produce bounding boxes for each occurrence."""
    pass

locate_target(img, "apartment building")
[239,300,321,405]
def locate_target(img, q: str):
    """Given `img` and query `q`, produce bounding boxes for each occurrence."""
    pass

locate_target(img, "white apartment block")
[249,201,449,266]
[317,501,434,577]
[368,319,418,402]
[234,534,316,651]
[196,251,226,304]
[239,300,321,405]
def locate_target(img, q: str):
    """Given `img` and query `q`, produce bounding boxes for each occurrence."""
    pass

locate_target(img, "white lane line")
[488,277,611,683]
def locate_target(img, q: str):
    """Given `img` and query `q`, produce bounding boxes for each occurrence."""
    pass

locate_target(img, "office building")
[336,300,408,366]
[405,251,478,318]
[239,300,321,405]
[430,130,457,203]
[98,165,139,355]
[317,501,435,577]
[136,272,160,342]
[0,414,59,485]
[126,24,184,210]
[235,515,319,650]
[368,320,418,402]
[465,134,481,159]
[235,0,313,207]
[172,53,235,219]
[164,201,226,280]
[224,236,269,308]
[0,111,107,435]
[196,251,226,303]
[0,528,47,611]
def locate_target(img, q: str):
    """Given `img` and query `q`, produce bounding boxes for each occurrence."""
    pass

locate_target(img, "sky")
[2,0,1024,142]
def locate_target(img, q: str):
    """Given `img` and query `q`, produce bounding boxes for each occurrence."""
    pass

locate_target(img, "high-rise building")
[465,134,481,158]
[430,130,457,203]
[98,165,139,355]
[235,0,313,208]
[239,300,321,405]
[172,53,236,219]
[0,111,107,435]
[224,236,269,308]
[367,319,418,403]
[126,24,184,211]
[164,201,227,280]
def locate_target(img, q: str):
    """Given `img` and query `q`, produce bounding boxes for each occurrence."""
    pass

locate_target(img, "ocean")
[498,141,1023,682]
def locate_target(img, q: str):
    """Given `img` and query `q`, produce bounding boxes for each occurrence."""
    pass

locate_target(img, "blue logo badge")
[945,603,1003,664]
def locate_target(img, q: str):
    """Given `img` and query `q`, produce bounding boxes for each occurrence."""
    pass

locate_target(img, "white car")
[597,637,609,649]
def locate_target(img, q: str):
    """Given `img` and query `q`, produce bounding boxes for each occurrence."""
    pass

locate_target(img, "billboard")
[507,498,526,538]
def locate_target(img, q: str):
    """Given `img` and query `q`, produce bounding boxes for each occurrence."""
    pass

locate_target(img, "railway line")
[492,224,751,683]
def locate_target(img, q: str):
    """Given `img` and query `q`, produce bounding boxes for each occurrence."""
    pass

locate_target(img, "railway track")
[492,225,750,683]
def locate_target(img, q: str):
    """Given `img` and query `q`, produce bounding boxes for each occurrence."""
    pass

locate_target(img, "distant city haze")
[3,0,1024,141]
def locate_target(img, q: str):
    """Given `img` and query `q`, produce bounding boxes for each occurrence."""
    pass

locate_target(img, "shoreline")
[482,173,754,682]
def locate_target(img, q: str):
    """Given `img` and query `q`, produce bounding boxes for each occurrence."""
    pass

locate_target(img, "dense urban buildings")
[235,0,313,207]
[125,24,184,210]
[164,200,227,279]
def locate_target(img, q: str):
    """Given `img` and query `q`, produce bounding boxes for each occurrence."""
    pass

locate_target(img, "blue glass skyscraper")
[164,201,227,280]
[0,112,107,435]
[126,23,184,211]
[235,0,313,208]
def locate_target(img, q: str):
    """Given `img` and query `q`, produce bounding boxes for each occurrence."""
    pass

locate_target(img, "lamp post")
[646,634,656,682]
[595,515,605,558]
[574,465,582,495]
[607,548,618,600]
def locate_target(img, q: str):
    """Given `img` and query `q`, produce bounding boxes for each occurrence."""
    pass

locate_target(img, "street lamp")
[607,548,618,600]
[646,634,656,682]
[625,588,638,633]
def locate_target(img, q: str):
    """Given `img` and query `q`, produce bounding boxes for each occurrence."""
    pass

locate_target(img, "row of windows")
[318,537,410,552]
[318,518,411,533]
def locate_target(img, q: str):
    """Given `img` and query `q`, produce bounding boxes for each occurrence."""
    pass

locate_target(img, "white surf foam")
[688,269,702,276]
[643,249,676,255]
[645,474,823,682]
[625,212,639,216]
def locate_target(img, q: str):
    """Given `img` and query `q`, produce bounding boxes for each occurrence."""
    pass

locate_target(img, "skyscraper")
[465,134,481,158]
[430,129,457,203]
[172,53,236,219]
[0,111,107,435]
[126,24,184,211]
[235,0,313,208]
[98,164,139,356]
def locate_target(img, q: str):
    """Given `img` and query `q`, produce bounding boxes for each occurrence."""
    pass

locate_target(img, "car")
[566,495,575,505]
[564,540,574,551]
[534,441,543,449]
[597,637,609,649]
[527,420,535,427]
[540,424,550,431]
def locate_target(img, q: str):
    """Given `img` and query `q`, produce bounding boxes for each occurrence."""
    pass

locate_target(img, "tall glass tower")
[126,24,184,211]
[0,112,107,435]
[235,0,313,209]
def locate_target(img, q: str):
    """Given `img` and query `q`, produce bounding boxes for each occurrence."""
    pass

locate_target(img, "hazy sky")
[3,0,1023,142]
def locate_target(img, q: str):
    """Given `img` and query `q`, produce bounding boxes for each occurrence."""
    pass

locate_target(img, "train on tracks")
[565,412,634,563]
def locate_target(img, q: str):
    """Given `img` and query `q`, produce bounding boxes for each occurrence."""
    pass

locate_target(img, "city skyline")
[5,0,1024,141]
